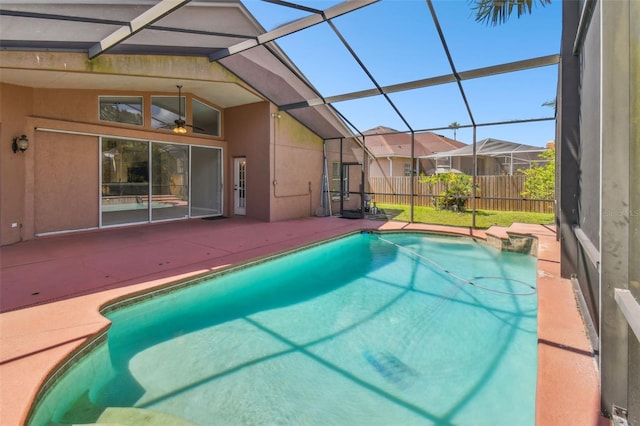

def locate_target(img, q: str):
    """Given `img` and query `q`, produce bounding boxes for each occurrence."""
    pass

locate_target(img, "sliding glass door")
[101,138,222,226]
[101,138,150,226]
[191,146,223,217]
[151,143,189,221]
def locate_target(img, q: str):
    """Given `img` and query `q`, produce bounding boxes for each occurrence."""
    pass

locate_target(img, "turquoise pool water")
[30,232,538,425]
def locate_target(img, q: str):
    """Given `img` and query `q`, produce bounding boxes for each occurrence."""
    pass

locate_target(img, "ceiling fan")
[164,85,203,134]
[172,85,188,134]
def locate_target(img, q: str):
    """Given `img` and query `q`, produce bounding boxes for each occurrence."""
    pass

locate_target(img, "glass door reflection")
[191,146,222,217]
[151,143,189,221]
[101,138,150,226]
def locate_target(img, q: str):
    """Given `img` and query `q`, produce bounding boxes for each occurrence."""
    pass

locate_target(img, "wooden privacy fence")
[368,175,554,213]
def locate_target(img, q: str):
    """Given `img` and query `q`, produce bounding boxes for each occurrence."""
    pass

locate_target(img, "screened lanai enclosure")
[245,0,561,223]
[0,0,560,226]
[2,0,637,422]
[321,132,554,223]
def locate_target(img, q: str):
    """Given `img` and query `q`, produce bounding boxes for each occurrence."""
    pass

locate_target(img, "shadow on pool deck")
[0,216,605,425]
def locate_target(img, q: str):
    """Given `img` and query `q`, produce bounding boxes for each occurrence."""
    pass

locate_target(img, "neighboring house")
[425,138,551,176]
[358,126,466,178]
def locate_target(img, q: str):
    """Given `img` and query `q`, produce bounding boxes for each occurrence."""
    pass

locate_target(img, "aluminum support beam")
[209,0,378,62]
[279,55,559,112]
[615,289,640,342]
[573,225,601,270]
[88,0,192,59]
[458,55,559,80]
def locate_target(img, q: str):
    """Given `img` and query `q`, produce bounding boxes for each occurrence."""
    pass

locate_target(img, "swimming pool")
[29,232,538,425]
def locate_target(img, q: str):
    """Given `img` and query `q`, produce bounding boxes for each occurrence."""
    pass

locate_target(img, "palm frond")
[470,0,552,26]
[541,98,556,108]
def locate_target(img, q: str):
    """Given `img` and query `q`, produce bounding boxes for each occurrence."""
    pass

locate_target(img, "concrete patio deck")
[0,216,603,425]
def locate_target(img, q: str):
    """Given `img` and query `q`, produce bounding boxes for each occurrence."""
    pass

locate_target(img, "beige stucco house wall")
[0,52,325,245]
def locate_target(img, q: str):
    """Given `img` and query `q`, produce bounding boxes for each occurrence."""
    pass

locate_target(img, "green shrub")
[421,172,476,211]
[520,148,555,200]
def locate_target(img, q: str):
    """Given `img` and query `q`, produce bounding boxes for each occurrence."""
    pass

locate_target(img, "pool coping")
[0,217,603,425]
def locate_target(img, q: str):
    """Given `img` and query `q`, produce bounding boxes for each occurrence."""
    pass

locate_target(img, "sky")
[241,0,562,147]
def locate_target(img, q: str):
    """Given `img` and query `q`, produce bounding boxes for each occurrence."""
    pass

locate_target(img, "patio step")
[485,224,538,255]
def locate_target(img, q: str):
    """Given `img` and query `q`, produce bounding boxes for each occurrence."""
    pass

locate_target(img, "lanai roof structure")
[0,0,560,144]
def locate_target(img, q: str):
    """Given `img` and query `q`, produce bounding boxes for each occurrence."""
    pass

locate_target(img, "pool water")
[30,232,538,425]
[101,201,175,212]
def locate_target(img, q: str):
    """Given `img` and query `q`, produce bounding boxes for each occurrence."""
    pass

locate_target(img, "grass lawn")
[376,203,555,229]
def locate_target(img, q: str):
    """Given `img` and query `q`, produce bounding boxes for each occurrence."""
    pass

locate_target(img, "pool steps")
[53,406,197,425]
[484,225,539,255]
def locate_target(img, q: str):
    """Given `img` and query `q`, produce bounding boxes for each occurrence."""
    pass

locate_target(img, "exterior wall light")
[12,135,29,153]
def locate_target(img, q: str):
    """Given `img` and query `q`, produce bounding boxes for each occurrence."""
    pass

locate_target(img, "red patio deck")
[0,217,603,425]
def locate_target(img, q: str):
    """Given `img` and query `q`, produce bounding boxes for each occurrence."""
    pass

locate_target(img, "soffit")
[0,69,262,108]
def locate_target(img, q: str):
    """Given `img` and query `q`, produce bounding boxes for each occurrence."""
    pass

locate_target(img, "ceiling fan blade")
[186,124,206,132]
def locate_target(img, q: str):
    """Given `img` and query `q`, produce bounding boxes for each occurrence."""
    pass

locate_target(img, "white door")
[234,157,246,215]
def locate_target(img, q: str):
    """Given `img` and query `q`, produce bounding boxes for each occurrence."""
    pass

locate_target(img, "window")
[192,99,221,137]
[151,96,185,130]
[99,96,143,125]
[331,162,349,200]
[404,163,412,176]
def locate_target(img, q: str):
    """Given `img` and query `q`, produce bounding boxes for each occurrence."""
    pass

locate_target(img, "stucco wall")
[270,110,323,221]
[559,0,639,418]
[225,104,324,222]
[225,102,271,221]
[0,84,33,245]
[34,132,99,233]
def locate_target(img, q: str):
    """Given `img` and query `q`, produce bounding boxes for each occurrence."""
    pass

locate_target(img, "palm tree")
[542,98,556,108]
[448,122,461,140]
[471,0,552,26]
